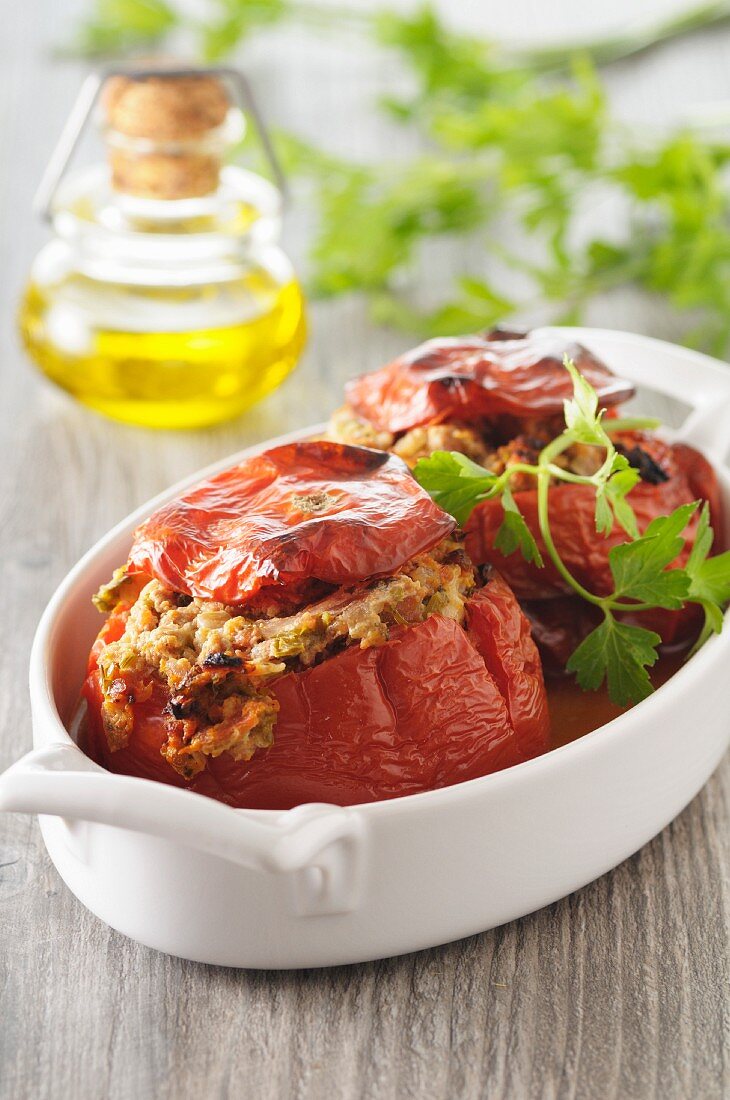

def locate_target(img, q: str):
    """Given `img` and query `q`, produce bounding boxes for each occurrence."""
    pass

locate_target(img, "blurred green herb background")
[70,0,730,352]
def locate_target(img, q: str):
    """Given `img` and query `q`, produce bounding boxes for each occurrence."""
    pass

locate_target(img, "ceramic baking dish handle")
[0,743,367,915]
[675,395,730,466]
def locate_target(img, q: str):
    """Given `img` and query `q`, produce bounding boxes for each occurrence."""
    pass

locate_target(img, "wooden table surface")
[1,3,729,1098]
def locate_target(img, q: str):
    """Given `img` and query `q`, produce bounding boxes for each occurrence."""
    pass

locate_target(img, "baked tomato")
[465,435,722,645]
[345,329,634,435]
[127,441,455,606]
[82,571,550,810]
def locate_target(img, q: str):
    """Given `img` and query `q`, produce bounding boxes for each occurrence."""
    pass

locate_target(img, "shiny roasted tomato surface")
[82,570,550,810]
[128,441,455,606]
[345,329,635,435]
[466,435,723,646]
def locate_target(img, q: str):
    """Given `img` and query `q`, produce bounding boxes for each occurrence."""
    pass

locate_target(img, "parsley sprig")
[68,2,730,357]
[414,360,730,707]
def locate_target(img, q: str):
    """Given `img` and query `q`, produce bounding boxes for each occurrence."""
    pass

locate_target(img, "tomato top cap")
[345,328,635,434]
[127,441,456,605]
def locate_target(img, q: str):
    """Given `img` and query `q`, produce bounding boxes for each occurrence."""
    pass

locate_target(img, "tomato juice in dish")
[546,649,686,748]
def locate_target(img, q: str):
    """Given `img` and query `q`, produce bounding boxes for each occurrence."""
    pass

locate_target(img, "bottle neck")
[49,164,283,284]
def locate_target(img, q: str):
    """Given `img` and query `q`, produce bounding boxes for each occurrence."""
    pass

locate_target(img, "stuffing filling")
[93,537,475,780]
[392,423,493,467]
[328,406,667,489]
[327,405,580,480]
[327,406,397,453]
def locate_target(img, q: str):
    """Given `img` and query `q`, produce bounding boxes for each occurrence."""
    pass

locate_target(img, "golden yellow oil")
[19,272,306,429]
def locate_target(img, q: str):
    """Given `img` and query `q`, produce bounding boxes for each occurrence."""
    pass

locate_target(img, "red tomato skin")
[345,332,634,434]
[465,438,721,646]
[82,588,550,810]
[87,612,127,674]
[466,572,550,760]
[672,443,725,548]
[127,442,455,606]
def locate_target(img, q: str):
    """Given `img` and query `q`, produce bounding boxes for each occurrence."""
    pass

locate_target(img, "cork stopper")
[102,73,232,200]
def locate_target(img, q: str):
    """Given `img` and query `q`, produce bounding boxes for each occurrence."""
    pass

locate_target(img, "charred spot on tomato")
[203,652,244,669]
[335,444,390,473]
[176,759,202,781]
[521,435,550,452]
[616,443,670,485]
[165,696,192,721]
[510,439,543,463]
[438,375,469,391]
[485,325,529,341]
[477,563,495,586]
[289,439,390,474]
[444,545,471,569]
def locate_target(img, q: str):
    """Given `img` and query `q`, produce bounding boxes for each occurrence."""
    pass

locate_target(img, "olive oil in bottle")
[19,68,306,429]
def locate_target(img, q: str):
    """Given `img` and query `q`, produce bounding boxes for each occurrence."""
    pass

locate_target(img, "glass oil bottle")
[19,67,306,429]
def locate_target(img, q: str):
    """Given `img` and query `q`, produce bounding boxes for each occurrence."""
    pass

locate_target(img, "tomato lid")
[345,328,635,433]
[127,441,455,604]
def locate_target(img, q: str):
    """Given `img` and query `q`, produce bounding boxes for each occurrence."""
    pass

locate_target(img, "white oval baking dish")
[2,327,730,969]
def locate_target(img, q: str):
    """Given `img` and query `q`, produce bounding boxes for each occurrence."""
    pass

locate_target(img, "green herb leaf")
[562,356,606,445]
[566,614,661,706]
[413,450,498,527]
[607,502,697,608]
[604,417,662,434]
[71,0,178,55]
[683,502,730,648]
[686,500,714,574]
[689,552,730,607]
[371,276,514,337]
[595,455,641,538]
[67,3,730,359]
[685,502,730,604]
[494,485,544,565]
[594,490,614,537]
[691,598,726,654]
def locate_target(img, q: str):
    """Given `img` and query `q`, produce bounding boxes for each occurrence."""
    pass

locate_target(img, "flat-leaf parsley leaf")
[415,360,730,706]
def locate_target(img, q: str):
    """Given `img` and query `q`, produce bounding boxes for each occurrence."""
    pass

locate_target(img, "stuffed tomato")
[330,326,634,461]
[82,441,550,809]
[328,328,723,652]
